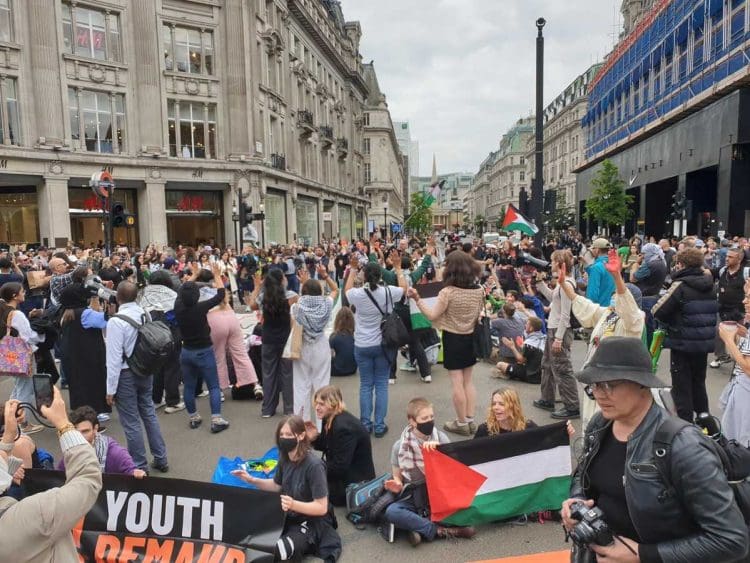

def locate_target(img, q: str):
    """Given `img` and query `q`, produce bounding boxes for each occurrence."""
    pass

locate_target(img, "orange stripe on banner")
[469,550,570,563]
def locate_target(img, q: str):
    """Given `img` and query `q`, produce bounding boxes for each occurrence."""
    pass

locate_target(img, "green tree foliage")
[407,192,433,235]
[584,160,634,233]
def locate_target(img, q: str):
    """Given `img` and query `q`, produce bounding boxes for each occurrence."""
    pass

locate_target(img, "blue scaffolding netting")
[583,0,750,161]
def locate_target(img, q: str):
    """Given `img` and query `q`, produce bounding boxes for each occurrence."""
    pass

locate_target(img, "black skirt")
[442,331,477,370]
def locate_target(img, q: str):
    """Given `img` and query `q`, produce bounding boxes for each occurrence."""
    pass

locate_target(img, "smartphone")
[32,374,54,412]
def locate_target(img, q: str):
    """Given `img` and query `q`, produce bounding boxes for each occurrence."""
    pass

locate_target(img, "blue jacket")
[585,256,615,307]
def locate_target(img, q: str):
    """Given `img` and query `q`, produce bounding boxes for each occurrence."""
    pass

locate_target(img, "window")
[519,156,525,165]
[0,77,19,145]
[168,100,217,159]
[363,112,370,126]
[364,163,371,184]
[62,3,121,62]
[519,171,525,182]
[363,137,370,155]
[163,24,214,75]
[0,0,12,42]
[69,88,125,153]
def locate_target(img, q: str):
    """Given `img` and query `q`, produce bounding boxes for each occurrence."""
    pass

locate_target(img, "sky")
[341,0,621,176]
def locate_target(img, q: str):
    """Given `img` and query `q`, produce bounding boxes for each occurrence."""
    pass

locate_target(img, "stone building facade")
[0,0,371,249]
[361,62,404,236]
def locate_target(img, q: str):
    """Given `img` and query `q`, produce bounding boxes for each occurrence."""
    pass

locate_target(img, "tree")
[406,192,433,235]
[544,190,577,232]
[584,160,634,234]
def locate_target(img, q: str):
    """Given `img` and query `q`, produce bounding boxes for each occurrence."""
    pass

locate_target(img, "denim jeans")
[11,375,34,418]
[115,369,168,470]
[385,497,437,540]
[354,345,391,433]
[180,346,222,416]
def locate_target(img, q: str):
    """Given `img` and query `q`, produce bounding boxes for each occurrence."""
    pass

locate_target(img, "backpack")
[364,287,410,349]
[652,416,750,523]
[113,313,175,377]
[563,279,582,330]
[345,474,396,528]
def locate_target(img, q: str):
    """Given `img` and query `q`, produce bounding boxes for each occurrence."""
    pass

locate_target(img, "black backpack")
[114,313,175,377]
[652,416,750,523]
[364,286,410,349]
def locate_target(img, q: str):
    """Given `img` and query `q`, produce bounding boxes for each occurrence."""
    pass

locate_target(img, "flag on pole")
[408,281,443,330]
[423,180,445,207]
[423,422,571,526]
[501,204,539,236]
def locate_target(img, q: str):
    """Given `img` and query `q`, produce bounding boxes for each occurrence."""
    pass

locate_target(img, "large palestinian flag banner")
[409,281,443,330]
[423,421,571,526]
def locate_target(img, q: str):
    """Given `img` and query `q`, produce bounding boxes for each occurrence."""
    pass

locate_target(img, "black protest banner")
[24,469,285,563]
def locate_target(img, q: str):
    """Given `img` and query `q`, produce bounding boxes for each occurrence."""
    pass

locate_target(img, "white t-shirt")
[346,284,404,348]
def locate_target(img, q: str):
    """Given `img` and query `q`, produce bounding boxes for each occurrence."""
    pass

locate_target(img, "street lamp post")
[532,17,546,246]
[259,202,265,248]
[231,200,239,251]
[383,201,388,241]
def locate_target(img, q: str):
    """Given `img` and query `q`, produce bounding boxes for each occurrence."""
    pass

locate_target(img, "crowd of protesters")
[1,226,750,561]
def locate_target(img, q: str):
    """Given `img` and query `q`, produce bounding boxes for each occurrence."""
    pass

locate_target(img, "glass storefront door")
[296,196,318,247]
[264,190,287,245]
[165,189,223,247]
[0,188,39,244]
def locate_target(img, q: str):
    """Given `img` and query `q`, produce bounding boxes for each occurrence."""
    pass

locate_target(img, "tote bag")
[0,311,33,377]
[282,305,303,360]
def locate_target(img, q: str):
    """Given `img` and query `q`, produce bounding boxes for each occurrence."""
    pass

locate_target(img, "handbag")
[0,311,33,377]
[282,305,303,360]
[472,313,492,360]
[364,286,410,349]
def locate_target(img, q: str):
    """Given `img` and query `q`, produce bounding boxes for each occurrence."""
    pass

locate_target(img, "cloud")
[341,0,617,175]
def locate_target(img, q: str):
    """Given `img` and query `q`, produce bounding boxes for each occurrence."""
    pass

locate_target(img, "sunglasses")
[584,380,628,400]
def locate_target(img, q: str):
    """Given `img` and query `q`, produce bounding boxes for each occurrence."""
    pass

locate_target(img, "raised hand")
[604,248,622,274]
[557,261,567,286]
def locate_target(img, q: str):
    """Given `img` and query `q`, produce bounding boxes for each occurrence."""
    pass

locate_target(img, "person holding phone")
[0,282,44,434]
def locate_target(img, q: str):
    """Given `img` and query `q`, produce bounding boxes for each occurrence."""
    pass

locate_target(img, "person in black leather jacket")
[562,337,748,563]
[652,247,718,422]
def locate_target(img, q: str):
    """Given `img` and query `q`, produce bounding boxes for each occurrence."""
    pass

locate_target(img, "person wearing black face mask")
[232,415,341,562]
[305,386,375,507]
[383,398,476,547]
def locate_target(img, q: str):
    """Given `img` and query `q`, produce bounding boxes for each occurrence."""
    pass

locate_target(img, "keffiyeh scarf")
[397,425,438,483]
[294,295,332,342]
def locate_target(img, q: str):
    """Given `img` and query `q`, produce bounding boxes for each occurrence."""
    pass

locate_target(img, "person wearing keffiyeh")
[292,267,339,421]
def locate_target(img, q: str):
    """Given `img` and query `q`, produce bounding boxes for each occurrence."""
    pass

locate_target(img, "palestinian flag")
[501,204,539,236]
[423,180,445,207]
[423,422,571,526]
[409,281,443,330]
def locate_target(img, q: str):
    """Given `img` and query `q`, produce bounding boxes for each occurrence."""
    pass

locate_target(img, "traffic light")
[111,201,135,228]
[671,192,687,219]
[241,202,253,229]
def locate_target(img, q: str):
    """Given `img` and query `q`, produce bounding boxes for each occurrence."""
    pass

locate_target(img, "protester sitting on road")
[231,415,341,562]
[490,302,526,364]
[493,316,545,384]
[57,406,145,478]
[306,385,375,507]
[293,266,338,420]
[329,307,357,377]
[474,388,538,438]
[0,388,102,561]
[563,337,748,563]
[384,397,475,546]
[559,249,646,428]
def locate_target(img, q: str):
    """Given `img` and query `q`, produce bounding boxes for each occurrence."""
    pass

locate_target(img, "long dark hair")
[363,263,382,291]
[442,249,481,289]
[0,282,22,334]
[276,416,310,464]
[262,268,289,319]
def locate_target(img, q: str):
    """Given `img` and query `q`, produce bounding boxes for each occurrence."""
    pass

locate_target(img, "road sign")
[89,171,115,198]
[391,223,402,233]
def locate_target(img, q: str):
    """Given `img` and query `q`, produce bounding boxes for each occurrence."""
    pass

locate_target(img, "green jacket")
[369,253,433,287]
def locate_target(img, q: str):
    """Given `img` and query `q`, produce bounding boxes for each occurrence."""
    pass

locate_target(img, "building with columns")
[0,0,372,249]
[362,62,404,236]
[467,151,496,225]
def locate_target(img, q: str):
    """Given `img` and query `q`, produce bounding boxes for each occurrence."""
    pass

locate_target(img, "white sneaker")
[164,402,186,414]
[421,375,432,383]
[97,413,111,422]
[709,360,722,369]
[196,390,210,398]
[389,378,396,385]
[400,362,417,372]
[220,393,225,402]
[153,400,166,409]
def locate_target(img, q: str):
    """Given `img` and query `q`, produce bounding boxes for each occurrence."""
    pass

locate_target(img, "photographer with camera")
[0,388,102,561]
[562,337,748,563]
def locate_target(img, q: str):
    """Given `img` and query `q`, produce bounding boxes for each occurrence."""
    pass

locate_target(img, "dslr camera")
[568,501,613,547]
[84,275,117,304]
[516,250,550,272]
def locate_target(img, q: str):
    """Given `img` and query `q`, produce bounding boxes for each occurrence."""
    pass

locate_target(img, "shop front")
[323,200,334,240]
[68,187,139,248]
[355,208,364,240]
[0,187,39,245]
[166,188,225,247]
[295,195,319,247]
[264,189,287,245]
[338,203,352,242]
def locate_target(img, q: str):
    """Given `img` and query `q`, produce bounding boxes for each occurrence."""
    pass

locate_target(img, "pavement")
[1,341,737,562]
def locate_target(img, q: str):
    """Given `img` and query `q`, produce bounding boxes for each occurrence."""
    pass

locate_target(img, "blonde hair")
[314,385,346,432]
[407,397,432,421]
[485,388,528,434]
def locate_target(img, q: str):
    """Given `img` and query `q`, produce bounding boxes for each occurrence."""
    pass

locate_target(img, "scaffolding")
[583,0,750,162]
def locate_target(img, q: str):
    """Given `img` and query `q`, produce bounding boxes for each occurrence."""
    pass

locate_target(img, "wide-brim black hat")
[575,336,666,388]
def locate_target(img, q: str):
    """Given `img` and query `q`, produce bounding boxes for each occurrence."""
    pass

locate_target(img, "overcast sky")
[341,0,620,176]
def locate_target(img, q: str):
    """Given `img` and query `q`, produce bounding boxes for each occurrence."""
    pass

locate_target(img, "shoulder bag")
[364,286,410,349]
[0,310,33,377]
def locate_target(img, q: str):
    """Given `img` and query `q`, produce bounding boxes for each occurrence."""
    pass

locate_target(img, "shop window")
[62,2,121,62]
[168,100,217,159]
[264,190,287,245]
[69,88,125,153]
[163,24,214,75]
[0,189,38,244]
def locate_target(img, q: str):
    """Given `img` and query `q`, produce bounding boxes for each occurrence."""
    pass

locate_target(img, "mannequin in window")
[182,145,192,159]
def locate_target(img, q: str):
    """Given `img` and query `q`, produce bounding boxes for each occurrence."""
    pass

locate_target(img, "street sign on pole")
[391,223,402,234]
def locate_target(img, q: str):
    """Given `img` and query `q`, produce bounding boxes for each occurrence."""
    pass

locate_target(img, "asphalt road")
[2,341,736,562]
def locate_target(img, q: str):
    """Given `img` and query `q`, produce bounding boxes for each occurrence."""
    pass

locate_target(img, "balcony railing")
[298,110,314,128]
[270,153,286,170]
[336,137,348,151]
[320,126,334,146]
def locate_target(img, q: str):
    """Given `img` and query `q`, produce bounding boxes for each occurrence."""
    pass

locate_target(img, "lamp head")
[536,17,546,31]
